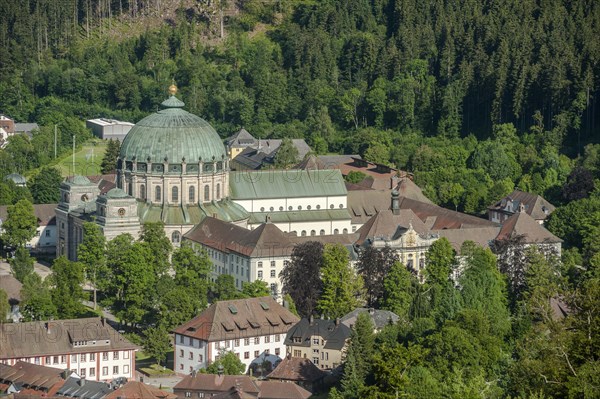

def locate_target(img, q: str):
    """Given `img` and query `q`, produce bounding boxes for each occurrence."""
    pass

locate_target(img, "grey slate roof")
[56,377,112,399]
[285,319,351,350]
[340,308,399,330]
[488,189,556,220]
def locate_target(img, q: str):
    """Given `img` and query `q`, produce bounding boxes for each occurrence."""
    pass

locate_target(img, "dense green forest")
[1,2,600,397]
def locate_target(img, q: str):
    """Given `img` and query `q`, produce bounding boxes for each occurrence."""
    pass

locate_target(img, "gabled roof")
[355,209,429,245]
[285,319,351,350]
[212,387,257,399]
[226,128,257,147]
[495,211,562,243]
[184,217,293,257]
[488,189,556,220]
[340,308,399,330]
[0,361,64,393]
[56,377,112,399]
[256,380,312,399]
[230,170,347,199]
[398,197,498,230]
[396,177,434,204]
[267,356,327,383]
[436,226,501,251]
[0,318,138,359]
[174,373,259,394]
[0,203,57,227]
[173,297,300,342]
[105,381,177,399]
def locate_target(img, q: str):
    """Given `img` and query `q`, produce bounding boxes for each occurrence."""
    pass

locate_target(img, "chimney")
[78,378,86,387]
[309,314,314,324]
[265,215,272,224]
[335,317,340,326]
[191,369,197,378]
[391,190,400,215]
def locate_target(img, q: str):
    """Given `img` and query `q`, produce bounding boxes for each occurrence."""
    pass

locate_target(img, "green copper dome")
[119,96,226,165]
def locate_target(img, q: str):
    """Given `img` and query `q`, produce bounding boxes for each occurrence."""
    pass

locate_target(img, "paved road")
[0,259,52,279]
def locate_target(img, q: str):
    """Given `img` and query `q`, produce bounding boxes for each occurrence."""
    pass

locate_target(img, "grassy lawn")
[56,139,108,177]
[136,349,175,376]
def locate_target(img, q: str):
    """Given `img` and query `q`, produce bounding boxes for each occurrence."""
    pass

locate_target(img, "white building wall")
[174,333,286,374]
[1,349,135,382]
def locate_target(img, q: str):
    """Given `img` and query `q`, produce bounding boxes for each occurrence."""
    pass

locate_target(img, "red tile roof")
[267,356,327,383]
[105,381,177,399]
[172,297,299,342]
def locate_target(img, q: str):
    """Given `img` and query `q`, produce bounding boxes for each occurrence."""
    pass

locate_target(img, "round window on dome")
[330,204,334,209]
[260,207,265,212]
[187,164,199,173]
[279,206,284,211]
[270,207,274,211]
[152,163,164,173]
[137,163,147,172]
[307,205,311,210]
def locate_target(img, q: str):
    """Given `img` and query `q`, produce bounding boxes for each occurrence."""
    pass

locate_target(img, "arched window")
[172,186,179,202]
[301,231,307,237]
[342,228,348,234]
[216,183,221,200]
[155,186,161,202]
[319,229,325,235]
[172,231,180,244]
[334,229,339,234]
[189,186,195,203]
[204,185,210,201]
[140,184,146,200]
[128,180,133,196]
[310,230,316,236]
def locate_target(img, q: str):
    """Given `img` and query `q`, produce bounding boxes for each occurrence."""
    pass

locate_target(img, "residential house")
[266,355,327,393]
[0,203,57,254]
[340,308,399,332]
[105,381,177,399]
[172,297,299,374]
[227,129,312,170]
[284,317,351,370]
[173,373,260,398]
[226,128,258,160]
[0,318,139,382]
[56,376,114,398]
[173,372,312,399]
[0,361,65,397]
[488,189,555,224]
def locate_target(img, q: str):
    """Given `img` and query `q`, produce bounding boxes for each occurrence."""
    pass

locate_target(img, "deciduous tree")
[77,222,106,310]
[50,256,85,318]
[280,241,324,317]
[144,326,172,367]
[28,167,63,204]
[9,246,34,282]
[317,243,364,319]
[1,199,37,248]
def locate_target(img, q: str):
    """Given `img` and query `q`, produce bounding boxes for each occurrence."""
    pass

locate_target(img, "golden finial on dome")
[168,81,178,96]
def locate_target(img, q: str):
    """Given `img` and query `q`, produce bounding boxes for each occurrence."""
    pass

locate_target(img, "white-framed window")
[113,366,119,375]
[258,270,263,278]
[90,367,95,377]
[270,270,276,278]
[102,367,108,376]
[123,351,129,360]
[123,365,129,374]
